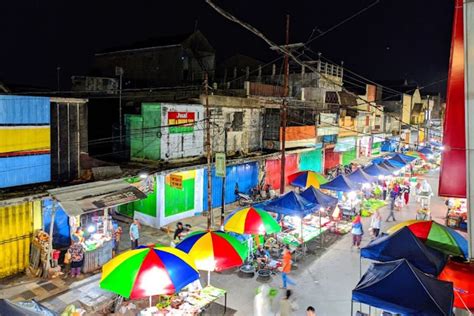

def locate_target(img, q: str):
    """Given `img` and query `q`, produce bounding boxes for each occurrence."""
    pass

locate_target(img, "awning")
[334,137,356,152]
[48,179,147,217]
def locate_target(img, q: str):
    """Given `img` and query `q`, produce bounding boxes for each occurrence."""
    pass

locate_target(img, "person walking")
[279,289,297,316]
[403,185,410,205]
[386,189,397,222]
[280,245,296,289]
[370,210,382,238]
[68,241,84,278]
[254,284,271,316]
[129,219,140,249]
[306,306,317,316]
[351,214,364,249]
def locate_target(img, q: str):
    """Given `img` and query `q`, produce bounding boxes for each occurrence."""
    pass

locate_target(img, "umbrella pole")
[350,300,353,315]
[207,270,211,286]
[149,296,152,308]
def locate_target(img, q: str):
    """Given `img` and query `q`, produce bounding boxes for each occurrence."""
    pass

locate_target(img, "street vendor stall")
[46,179,147,275]
[445,198,468,230]
[320,175,361,219]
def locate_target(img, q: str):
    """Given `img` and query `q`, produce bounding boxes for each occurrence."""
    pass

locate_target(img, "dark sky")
[0,0,453,93]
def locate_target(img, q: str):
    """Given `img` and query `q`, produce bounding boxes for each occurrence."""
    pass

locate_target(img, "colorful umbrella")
[439,260,474,309]
[386,220,468,258]
[100,246,199,300]
[176,230,247,284]
[405,151,428,161]
[224,207,281,235]
[290,170,328,188]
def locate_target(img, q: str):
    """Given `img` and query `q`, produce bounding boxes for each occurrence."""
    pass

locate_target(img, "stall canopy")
[363,163,392,177]
[352,259,454,316]
[398,153,417,162]
[419,147,434,156]
[347,168,376,185]
[300,186,338,208]
[361,226,447,276]
[320,175,359,192]
[0,299,56,316]
[262,191,318,217]
[48,179,147,216]
[388,154,409,167]
[378,161,398,172]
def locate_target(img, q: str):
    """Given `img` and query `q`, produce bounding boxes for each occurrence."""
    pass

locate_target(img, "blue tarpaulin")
[388,154,409,167]
[352,259,454,316]
[381,140,397,152]
[361,227,447,276]
[378,161,398,172]
[42,199,71,248]
[363,163,392,177]
[419,147,434,156]
[262,191,317,217]
[320,175,359,192]
[300,186,338,208]
[398,153,417,162]
[347,168,376,184]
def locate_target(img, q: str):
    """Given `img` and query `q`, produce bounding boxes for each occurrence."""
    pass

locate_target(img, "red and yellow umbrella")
[176,230,247,272]
[224,207,281,235]
[387,220,468,258]
[100,246,199,299]
[439,260,474,310]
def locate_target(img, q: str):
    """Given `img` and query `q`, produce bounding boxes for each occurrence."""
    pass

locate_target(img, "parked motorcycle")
[236,184,276,206]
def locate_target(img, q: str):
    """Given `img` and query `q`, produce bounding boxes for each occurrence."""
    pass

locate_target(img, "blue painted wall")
[202,162,259,211]
[0,154,51,188]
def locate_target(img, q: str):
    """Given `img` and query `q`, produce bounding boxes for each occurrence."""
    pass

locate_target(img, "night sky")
[0,0,453,93]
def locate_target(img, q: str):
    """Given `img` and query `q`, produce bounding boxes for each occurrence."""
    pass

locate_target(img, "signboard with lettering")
[169,174,183,189]
[215,153,226,177]
[168,112,195,133]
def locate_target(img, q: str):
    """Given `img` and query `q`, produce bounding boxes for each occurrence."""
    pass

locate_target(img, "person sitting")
[173,222,185,241]
[255,245,270,270]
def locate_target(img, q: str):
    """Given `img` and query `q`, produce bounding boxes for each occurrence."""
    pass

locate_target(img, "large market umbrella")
[439,260,474,310]
[176,230,247,284]
[100,246,199,306]
[224,207,281,235]
[406,151,428,161]
[387,220,469,259]
[290,170,328,188]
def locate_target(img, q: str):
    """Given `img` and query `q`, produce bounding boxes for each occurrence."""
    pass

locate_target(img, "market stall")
[320,175,361,219]
[46,179,148,275]
[445,198,467,231]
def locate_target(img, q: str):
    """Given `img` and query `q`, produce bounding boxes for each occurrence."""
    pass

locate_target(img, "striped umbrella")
[387,220,468,259]
[100,246,199,305]
[291,171,328,188]
[176,230,247,284]
[224,207,281,235]
[406,151,428,161]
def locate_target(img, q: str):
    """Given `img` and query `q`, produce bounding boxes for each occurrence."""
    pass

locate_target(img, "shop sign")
[215,153,226,177]
[168,112,195,134]
[92,188,147,209]
[169,173,183,189]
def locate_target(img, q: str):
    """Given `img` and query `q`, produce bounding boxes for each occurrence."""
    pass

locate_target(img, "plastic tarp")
[419,147,434,156]
[438,260,474,309]
[352,259,454,316]
[300,186,338,208]
[381,140,397,152]
[348,168,376,184]
[42,199,71,248]
[320,175,359,192]
[262,191,317,217]
[361,227,447,276]
[363,163,391,177]
[378,161,398,172]
[0,299,57,316]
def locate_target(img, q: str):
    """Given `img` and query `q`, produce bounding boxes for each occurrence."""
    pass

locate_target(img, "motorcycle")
[236,184,276,206]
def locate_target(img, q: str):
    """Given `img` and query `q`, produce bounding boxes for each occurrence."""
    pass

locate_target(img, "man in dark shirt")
[173,222,185,241]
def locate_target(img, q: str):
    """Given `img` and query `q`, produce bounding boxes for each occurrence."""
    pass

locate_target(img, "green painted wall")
[164,178,195,217]
[142,103,161,160]
[372,142,381,156]
[299,149,323,173]
[342,148,357,165]
[119,179,157,217]
[126,115,144,160]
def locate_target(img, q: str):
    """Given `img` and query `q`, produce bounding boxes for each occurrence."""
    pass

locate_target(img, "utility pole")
[280,14,290,195]
[56,66,61,91]
[115,66,124,148]
[205,73,213,229]
[220,126,228,227]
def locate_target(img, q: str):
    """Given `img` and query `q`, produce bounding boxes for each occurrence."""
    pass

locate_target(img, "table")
[82,239,113,273]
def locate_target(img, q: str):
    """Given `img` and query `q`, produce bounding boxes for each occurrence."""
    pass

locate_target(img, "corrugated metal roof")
[48,179,146,216]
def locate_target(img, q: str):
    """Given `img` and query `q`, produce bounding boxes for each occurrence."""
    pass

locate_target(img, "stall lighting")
[378,175,385,180]
[428,154,434,159]
[362,183,371,189]
[440,146,445,151]
[87,225,96,233]
[393,170,400,176]
[319,207,325,212]
[139,172,148,179]
[348,191,357,200]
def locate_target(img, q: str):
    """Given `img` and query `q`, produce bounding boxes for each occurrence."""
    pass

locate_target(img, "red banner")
[168,112,195,133]
[439,0,466,197]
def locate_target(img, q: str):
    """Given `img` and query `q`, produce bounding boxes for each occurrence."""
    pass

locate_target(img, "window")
[230,112,243,131]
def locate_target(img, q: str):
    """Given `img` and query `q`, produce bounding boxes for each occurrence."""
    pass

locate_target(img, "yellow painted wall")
[0,127,50,154]
[0,201,41,278]
[402,94,412,125]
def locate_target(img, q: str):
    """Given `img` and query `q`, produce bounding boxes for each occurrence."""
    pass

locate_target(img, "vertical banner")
[439,0,466,197]
[215,153,226,177]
